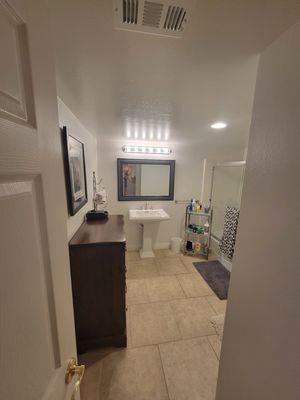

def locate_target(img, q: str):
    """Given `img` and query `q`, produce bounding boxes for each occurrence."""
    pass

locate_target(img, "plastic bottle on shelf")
[194,201,199,213]
[204,220,210,233]
[197,226,204,234]
[191,199,196,212]
[195,242,201,252]
[203,205,210,214]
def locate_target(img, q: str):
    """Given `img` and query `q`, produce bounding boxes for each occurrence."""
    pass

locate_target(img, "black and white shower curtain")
[219,206,240,260]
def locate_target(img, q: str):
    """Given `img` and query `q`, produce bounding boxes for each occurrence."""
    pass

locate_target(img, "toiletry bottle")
[191,199,196,212]
[197,226,204,234]
[204,220,210,234]
[195,242,201,252]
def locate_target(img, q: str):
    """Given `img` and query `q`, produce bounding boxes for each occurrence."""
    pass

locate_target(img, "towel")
[219,206,239,260]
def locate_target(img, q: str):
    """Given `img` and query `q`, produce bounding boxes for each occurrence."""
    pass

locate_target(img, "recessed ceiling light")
[210,121,227,129]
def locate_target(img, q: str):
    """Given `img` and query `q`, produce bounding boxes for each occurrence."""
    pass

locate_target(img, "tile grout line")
[126,330,222,351]
[203,296,219,316]
[127,272,196,279]
[126,293,221,307]
[178,256,191,273]
[206,335,221,361]
[205,296,227,315]
[175,273,189,298]
[157,344,171,400]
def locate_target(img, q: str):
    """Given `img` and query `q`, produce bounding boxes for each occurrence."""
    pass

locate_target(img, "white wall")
[216,22,300,400]
[57,98,98,240]
[98,139,243,250]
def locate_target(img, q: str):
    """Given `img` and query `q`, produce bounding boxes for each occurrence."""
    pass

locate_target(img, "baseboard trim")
[126,245,140,251]
[126,242,170,252]
[153,242,170,250]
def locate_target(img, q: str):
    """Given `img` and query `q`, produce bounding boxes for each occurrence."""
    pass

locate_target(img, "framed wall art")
[61,126,88,215]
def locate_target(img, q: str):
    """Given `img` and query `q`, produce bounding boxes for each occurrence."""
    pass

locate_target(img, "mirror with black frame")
[117,158,175,201]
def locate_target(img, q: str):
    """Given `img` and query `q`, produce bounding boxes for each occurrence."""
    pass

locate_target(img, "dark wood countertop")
[69,215,126,247]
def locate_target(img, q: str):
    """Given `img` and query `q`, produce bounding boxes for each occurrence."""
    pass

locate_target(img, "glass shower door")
[211,163,245,241]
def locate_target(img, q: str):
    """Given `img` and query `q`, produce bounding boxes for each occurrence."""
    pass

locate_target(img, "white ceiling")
[50,0,300,151]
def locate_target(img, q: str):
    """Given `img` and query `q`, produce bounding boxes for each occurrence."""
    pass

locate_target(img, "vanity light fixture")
[210,121,227,129]
[164,130,169,140]
[149,128,154,140]
[157,127,162,140]
[122,145,172,155]
[125,123,131,138]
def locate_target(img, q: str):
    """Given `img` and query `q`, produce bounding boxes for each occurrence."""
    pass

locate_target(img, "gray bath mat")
[193,261,230,300]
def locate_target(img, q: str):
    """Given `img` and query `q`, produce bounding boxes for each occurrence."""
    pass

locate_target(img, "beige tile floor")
[79,251,227,400]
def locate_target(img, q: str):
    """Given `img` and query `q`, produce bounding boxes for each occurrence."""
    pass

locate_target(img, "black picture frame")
[61,126,88,215]
[117,158,175,201]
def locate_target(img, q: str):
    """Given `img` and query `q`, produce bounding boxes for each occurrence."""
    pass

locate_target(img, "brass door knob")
[65,357,85,399]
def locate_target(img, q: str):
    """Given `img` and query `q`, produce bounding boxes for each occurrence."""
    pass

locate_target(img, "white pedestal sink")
[129,209,170,258]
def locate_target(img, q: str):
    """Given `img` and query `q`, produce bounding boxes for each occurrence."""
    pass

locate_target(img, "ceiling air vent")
[113,0,194,38]
[164,5,185,31]
[142,1,163,28]
[122,0,139,24]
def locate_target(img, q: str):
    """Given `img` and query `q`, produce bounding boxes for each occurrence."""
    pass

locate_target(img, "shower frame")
[209,161,246,211]
[209,161,246,270]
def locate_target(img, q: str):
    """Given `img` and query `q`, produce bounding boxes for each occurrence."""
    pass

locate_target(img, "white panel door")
[0,1,80,399]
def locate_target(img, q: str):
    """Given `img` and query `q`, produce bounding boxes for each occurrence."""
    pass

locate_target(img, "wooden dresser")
[69,215,126,354]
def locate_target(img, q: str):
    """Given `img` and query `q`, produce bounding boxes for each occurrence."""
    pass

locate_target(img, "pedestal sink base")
[139,249,155,258]
[139,223,157,258]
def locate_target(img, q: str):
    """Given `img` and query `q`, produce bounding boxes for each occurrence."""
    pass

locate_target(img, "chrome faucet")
[141,201,152,210]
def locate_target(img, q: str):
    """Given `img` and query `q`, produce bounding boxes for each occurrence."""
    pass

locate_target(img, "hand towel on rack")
[219,206,240,260]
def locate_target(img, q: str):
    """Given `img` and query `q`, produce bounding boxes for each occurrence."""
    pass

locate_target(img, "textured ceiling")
[50,0,300,151]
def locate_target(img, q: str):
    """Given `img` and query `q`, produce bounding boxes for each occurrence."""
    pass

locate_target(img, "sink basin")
[129,209,170,223]
[129,208,170,258]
